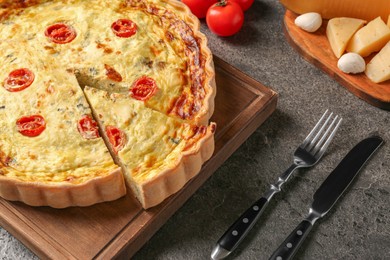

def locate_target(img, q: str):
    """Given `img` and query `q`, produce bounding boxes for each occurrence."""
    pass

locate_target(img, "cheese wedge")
[346,17,390,57]
[365,41,390,83]
[326,17,366,58]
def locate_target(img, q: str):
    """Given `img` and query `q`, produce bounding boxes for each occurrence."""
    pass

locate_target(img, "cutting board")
[283,10,390,110]
[0,56,278,259]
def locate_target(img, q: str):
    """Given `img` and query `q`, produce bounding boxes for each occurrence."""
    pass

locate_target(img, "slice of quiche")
[0,44,125,208]
[84,86,216,208]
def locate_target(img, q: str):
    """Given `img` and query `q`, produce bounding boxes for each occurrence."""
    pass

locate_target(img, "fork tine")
[308,112,334,150]
[313,116,342,157]
[301,109,329,148]
[311,115,340,154]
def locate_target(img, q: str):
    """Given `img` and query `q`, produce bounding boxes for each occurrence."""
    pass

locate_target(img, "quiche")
[0,0,216,208]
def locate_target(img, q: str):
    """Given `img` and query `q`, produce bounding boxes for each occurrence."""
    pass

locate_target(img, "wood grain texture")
[0,56,278,259]
[283,10,390,110]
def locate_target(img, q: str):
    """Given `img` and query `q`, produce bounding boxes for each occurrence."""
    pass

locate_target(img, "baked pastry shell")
[0,168,126,208]
[131,122,216,209]
[167,0,217,125]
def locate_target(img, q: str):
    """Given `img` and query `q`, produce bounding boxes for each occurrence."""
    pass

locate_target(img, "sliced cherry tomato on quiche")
[3,68,35,92]
[16,115,46,137]
[130,76,158,101]
[77,115,100,139]
[106,126,127,154]
[45,23,77,44]
[111,19,137,38]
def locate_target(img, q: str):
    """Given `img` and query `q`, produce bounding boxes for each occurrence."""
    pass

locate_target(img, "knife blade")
[269,135,383,260]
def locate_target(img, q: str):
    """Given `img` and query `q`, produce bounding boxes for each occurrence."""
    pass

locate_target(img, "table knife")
[269,135,383,260]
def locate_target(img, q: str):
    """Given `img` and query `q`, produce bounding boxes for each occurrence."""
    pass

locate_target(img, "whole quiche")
[0,0,216,209]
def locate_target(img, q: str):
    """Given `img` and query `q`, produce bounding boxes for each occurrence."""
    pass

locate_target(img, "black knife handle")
[269,220,313,260]
[217,197,268,252]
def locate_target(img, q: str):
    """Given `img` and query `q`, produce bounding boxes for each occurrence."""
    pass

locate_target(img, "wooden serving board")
[0,56,277,259]
[283,10,390,110]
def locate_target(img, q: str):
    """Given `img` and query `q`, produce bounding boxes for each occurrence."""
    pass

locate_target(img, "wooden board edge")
[213,56,273,97]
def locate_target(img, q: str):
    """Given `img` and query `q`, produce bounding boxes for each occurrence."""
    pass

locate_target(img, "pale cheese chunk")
[365,41,390,83]
[326,17,366,58]
[346,17,390,57]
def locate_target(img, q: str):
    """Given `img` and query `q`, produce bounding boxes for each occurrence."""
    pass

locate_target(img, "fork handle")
[211,164,299,259]
[212,197,269,257]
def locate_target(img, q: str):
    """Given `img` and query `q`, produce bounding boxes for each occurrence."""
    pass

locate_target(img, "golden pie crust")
[0,0,216,208]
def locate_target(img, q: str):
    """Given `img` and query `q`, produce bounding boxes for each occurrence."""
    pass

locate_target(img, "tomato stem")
[216,0,227,7]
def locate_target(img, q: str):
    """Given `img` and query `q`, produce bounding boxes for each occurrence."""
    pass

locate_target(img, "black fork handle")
[216,197,269,253]
[212,164,300,259]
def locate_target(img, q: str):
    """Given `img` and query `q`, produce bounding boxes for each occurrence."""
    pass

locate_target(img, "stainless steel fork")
[211,110,342,260]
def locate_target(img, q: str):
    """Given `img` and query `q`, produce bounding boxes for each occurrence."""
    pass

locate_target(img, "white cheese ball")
[337,53,366,74]
[294,12,322,33]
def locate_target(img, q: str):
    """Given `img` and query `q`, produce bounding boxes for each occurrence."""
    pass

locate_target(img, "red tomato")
[230,0,254,11]
[106,126,127,154]
[3,68,35,92]
[130,76,158,101]
[77,115,100,139]
[45,23,77,44]
[206,0,244,36]
[16,115,46,137]
[111,19,137,38]
[181,0,217,19]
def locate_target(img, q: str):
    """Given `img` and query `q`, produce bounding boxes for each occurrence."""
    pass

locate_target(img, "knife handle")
[269,220,313,260]
[216,197,268,253]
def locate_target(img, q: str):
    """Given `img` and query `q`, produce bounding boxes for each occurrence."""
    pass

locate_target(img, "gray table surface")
[1,0,389,259]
